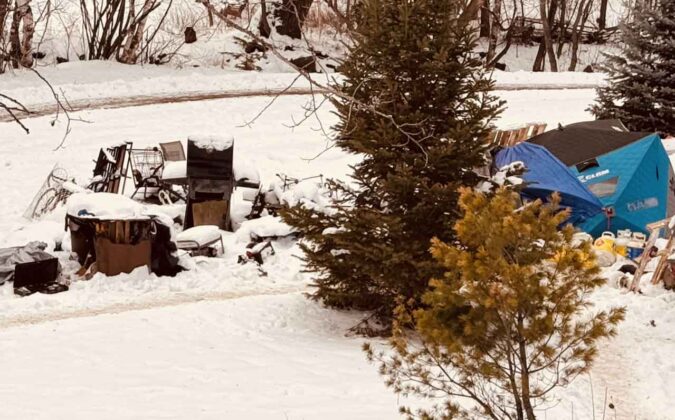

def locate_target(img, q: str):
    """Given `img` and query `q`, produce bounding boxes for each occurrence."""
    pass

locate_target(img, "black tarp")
[528,120,653,166]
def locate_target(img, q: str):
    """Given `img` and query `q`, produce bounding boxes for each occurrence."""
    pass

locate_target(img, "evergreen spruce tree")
[367,188,625,419]
[590,0,675,135]
[282,0,503,332]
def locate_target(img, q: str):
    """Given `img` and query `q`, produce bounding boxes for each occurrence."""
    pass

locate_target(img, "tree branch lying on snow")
[0,92,31,133]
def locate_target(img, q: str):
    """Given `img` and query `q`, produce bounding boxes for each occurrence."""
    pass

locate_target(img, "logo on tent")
[626,197,659,212]
[578,169,610,183]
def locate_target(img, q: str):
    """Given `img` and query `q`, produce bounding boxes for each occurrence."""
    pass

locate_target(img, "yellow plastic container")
[593,231,616,253]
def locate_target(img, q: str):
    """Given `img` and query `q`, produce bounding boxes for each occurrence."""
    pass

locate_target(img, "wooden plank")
[629,218,670,292]
[652,233,675,285]
[192,200,230,230]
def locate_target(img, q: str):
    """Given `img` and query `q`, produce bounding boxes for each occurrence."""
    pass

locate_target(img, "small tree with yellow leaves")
[366,187,625,420]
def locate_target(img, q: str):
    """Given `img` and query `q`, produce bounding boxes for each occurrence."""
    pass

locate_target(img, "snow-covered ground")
[0,61,606,110]
[0,293,402,420]
[0,73,674,419]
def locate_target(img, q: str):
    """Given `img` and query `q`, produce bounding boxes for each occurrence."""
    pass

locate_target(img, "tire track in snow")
[0,84,599,123]
[0,285,309,330]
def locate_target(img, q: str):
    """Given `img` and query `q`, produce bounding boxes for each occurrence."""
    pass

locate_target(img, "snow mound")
[236,216,295,240]
[67,193,147,220]
[177,225,222,245]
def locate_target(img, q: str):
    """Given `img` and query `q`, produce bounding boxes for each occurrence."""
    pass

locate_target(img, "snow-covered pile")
[189,134,234,151]
[67,192,148,220]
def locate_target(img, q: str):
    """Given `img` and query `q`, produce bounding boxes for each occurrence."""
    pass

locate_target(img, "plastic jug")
[593,231,616,253]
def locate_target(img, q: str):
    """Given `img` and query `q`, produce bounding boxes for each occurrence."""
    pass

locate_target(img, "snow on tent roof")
[528,120,652,166]
[188,135,234,151]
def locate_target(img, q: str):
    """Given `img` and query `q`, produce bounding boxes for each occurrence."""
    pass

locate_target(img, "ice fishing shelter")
[528,120,675,237]
[494,142,604,227]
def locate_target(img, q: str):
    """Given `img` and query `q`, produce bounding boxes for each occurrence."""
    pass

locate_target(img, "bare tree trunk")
[274,0,313,39]
[517,318,537,420]
[486,0,503,63]
[568,0,593,70]
[556,0,566,57]
[0,0,8,39]
[119,0,155,63]
[598,0,608,29]
[0,0,9,72]
[538,0,558,71]
[258,0,271,38]
[480,0,491,37]
[9,0,34,68]
[532,42,545,71]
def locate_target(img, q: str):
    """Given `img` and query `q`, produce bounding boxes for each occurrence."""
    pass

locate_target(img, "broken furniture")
[158,141,188,201]
[160,141,186,162]
[89,142,132,194]
[184,136,235,230]
[24,143,132,221]
[176,225,225,257]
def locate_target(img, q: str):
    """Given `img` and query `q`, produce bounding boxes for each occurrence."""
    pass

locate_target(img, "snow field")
[0,85,673,419]
[0,293,401,420]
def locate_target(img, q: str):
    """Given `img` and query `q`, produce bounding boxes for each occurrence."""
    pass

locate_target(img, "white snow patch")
[189,134,234,151]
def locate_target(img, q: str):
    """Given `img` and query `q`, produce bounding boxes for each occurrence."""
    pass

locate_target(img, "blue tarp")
[494,142,604,227]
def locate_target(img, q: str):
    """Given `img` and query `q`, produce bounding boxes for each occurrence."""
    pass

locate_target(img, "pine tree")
[282,0,503,332]
[367,188,625,419]
[590,0,675,136]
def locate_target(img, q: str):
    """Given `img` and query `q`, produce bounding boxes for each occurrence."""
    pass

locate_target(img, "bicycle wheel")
[32,188,61,218]
[47,167,69,187]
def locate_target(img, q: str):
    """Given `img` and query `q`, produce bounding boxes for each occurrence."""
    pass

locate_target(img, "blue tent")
[494,142,604,227]
[528,120,675,237]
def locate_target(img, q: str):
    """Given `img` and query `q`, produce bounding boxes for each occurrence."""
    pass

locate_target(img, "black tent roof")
[528,120,653,166]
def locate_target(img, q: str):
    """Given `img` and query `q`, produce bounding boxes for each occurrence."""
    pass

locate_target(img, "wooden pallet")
[486,123,547,147]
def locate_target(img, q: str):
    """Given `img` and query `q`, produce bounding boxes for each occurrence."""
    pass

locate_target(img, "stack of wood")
[486,123,547,147]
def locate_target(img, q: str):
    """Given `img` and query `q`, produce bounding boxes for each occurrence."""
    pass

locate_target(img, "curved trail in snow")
[0,84,598,123]
[0,285,309,330]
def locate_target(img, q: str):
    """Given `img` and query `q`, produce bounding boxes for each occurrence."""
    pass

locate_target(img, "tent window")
[576,159,600,172]
[588,177,619,198]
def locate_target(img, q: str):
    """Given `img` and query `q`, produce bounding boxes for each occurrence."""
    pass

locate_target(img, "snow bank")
[0,61,608,111]
[492,69,607,89]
